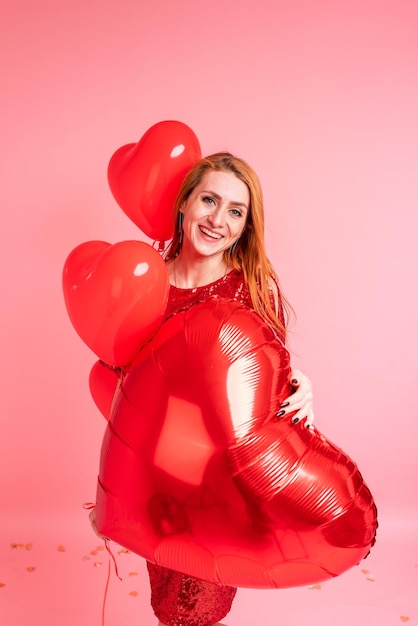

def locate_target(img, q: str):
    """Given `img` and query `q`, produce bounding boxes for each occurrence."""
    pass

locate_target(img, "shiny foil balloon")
[62,240,169,367]
[95,299,377,589]
[107,121,201,241]
[89,360,121,421]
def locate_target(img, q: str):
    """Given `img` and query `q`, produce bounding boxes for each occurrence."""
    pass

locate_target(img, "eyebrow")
[200,190,249,210]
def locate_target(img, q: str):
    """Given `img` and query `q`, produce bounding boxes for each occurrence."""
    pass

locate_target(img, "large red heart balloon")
[94,299,377,589]
[107,121,201,241]
[62,240,169,367]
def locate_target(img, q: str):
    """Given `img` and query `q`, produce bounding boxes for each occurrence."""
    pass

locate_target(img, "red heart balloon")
[89,360,121,420]
[63,240,169,367]
[108,121,201,241]
[94,299,377,588]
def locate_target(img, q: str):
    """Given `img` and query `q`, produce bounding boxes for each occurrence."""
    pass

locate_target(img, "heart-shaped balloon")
[108,121,202,241]
[89,360,121,420]
[94,299,377,589]
[62,240,169,366]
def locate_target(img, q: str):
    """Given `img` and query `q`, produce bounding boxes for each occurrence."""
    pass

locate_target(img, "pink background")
[1,1,417,624]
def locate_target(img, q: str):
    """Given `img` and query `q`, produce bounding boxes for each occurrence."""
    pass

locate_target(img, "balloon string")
[152,239,166,253]
[101,539,122,626]
[105,538,122,580]
[102,554,111,626]
[83,503,122,626]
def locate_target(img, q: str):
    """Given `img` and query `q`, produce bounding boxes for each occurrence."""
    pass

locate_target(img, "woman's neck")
[169,253,231,289]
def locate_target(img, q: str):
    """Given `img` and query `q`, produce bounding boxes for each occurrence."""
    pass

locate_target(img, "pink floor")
[1,511,416,626]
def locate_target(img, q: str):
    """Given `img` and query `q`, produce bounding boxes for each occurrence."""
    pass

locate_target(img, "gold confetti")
[81,556,90,561]
[90,550,98,555]
[360,569,369,574]
[129,572,139,577]
[366,574,375,581]
[308,584,322,590]
[118,548,130,555]
[26,567,36,572]
[0,583,6,588]
[10,543,24,549]
[94,562,103,567]
[400,617,410,623]
[129,591,138,597]
[25,543,33,551]
[57,545,66,552]
[96,545,105,551]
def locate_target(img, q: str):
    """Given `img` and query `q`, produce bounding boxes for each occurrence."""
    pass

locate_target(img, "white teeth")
[200,226,222,239]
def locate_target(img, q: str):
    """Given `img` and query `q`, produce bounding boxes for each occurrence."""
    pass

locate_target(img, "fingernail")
[292,417,300,424]
[276,409,286,418]
[291,378,298,385]
[280,401,290,408]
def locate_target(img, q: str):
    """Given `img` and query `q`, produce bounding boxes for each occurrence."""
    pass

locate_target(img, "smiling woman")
[163,152,314,425]
[164,153,290,341]
[140,152,317,626]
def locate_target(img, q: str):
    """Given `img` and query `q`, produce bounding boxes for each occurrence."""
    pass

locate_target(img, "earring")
[178,211,184,244]
[228,239,239,258]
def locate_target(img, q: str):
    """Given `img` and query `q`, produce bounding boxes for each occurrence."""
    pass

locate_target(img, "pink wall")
[1,0,417,610]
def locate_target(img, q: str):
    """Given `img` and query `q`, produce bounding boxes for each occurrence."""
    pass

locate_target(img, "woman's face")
[181,169,250,260]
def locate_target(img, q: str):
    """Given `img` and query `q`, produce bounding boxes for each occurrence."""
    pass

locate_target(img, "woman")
[147,152,315,626]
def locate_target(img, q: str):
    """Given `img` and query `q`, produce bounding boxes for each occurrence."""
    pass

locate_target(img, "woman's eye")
[203,196,215,206]
[230,208,243,217]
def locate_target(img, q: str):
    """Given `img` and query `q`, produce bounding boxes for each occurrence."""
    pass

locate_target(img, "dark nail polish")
[291,378,298,385]
[276,409,286,418]
[280,401,290,408]
[292,417,300,424]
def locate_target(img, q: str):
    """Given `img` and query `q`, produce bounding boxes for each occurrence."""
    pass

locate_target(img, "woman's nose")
[208,207,225,227]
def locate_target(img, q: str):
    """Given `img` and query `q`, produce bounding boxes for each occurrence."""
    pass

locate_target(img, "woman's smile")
[198,225,223,240]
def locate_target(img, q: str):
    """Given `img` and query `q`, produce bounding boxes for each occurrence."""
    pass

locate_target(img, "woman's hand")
[276,369,314,429]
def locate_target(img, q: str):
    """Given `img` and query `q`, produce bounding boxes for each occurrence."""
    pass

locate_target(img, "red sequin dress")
[147,269,252,626]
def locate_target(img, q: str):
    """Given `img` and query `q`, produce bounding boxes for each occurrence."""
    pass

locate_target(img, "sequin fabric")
[164,268,253,320]
[147,561,237,626]
[147,270,249,626]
